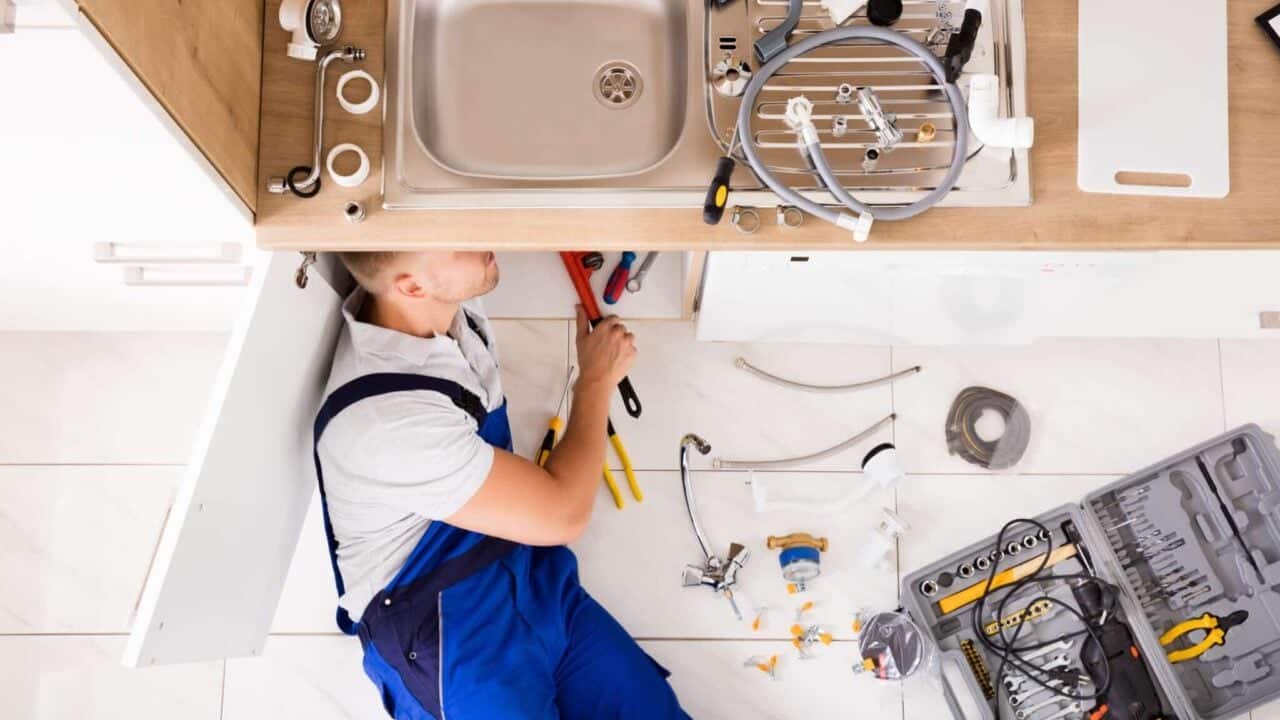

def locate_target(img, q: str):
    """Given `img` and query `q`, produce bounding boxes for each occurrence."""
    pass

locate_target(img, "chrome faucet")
[679,434,749,620]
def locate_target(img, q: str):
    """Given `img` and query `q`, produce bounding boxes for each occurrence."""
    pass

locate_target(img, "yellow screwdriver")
[536,367,574,468]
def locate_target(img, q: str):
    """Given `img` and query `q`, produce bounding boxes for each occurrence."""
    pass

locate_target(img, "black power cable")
[970,518,1119,719]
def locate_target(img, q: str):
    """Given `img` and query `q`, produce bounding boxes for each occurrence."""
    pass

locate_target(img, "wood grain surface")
[79,0,264,212]
[255,0,1280,250]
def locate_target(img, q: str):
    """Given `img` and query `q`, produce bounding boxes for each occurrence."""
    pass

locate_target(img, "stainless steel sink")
[411,0,687,180]
[384,0,1031,211]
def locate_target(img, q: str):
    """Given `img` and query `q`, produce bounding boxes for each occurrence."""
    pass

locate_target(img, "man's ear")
[391,272,428,298]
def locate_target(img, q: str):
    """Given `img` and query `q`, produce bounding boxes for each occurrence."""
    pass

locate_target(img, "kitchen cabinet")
[0,7,257,331]
[697,252,1280,345]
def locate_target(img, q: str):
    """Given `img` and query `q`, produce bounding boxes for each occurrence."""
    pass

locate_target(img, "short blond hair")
[338,251,403,293]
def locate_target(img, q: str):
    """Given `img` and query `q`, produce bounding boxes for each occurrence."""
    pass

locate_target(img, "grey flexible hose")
[714,413,895,470]
[736,26,970,227]
[735,357,922,394]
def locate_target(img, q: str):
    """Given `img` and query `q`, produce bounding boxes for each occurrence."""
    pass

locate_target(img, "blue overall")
[313,372,689,720]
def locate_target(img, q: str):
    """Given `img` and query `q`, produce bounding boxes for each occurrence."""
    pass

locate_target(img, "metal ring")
[731,206,761,234]
[776,205,804,229]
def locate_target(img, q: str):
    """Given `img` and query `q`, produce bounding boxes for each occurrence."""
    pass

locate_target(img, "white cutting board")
[1078,0,1230,198]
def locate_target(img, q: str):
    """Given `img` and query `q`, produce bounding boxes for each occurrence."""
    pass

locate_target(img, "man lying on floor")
[313,250,689,719]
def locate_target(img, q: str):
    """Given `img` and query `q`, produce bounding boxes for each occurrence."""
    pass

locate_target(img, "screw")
[344,201,366,224]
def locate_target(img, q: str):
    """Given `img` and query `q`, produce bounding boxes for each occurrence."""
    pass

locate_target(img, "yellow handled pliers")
[1160,610,1248,664]
[602,418,641,509]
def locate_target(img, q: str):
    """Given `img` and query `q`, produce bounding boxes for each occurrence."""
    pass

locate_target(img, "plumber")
[313,250,688,719]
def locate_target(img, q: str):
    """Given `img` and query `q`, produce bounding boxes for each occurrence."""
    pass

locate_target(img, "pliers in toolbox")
[1160,610,1249,663]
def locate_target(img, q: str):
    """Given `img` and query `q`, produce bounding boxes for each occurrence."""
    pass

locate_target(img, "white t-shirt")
[316,289,504,620]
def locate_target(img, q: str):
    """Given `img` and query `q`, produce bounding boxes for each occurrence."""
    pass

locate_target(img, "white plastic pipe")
[967,73,1035,149]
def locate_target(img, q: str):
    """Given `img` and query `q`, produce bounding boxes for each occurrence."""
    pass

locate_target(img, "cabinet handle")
[95,242,242,264]
[122,265,252,287]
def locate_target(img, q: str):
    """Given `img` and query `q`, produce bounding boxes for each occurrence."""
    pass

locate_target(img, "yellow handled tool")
[535,417,562,468]
[535,367,574,468]
[1160,610,1248,664]
[602,418,641,509]
[937,544,1078,616]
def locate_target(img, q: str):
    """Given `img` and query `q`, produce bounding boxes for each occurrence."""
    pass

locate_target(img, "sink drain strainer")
[594,62,642,109]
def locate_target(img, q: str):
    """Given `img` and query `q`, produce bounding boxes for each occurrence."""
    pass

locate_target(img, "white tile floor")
[2,330,1278,719]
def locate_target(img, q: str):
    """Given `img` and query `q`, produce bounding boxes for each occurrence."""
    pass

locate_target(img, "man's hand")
[446,308,638,546]
[575,305,636,390]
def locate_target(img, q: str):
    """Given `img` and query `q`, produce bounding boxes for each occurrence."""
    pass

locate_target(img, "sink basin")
[410,0,687,180]
[384,0,1031,211]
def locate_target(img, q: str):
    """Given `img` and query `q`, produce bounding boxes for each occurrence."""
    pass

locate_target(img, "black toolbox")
[900,425,1280,720]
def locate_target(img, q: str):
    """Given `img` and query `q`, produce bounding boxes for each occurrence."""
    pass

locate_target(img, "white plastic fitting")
[280,0,342,61]
[280,0,319,60]
[819,0,867,26]
[856,508,912,571]
[967,73,1034,149]
[783,96,815,131]
[836,212,874,243]
[862,444,905,493]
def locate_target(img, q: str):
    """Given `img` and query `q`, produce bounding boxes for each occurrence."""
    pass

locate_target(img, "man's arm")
[445,307,635,546]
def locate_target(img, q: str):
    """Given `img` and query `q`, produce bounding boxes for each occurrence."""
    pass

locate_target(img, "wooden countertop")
[255,1,1280,251]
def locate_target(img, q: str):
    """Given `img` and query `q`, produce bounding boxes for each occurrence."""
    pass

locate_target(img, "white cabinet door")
[124,252,349,667]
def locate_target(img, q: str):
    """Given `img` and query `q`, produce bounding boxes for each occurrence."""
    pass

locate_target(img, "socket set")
[918,528,1052,599]
[901,425,1280,720]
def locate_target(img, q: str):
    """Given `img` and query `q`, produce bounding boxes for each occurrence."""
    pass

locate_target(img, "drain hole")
[594,62,643,109]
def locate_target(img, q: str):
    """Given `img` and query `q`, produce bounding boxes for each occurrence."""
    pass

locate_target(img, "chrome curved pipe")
[269,45,364,195]
[680,434,713,562]
[735,357,922,394]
